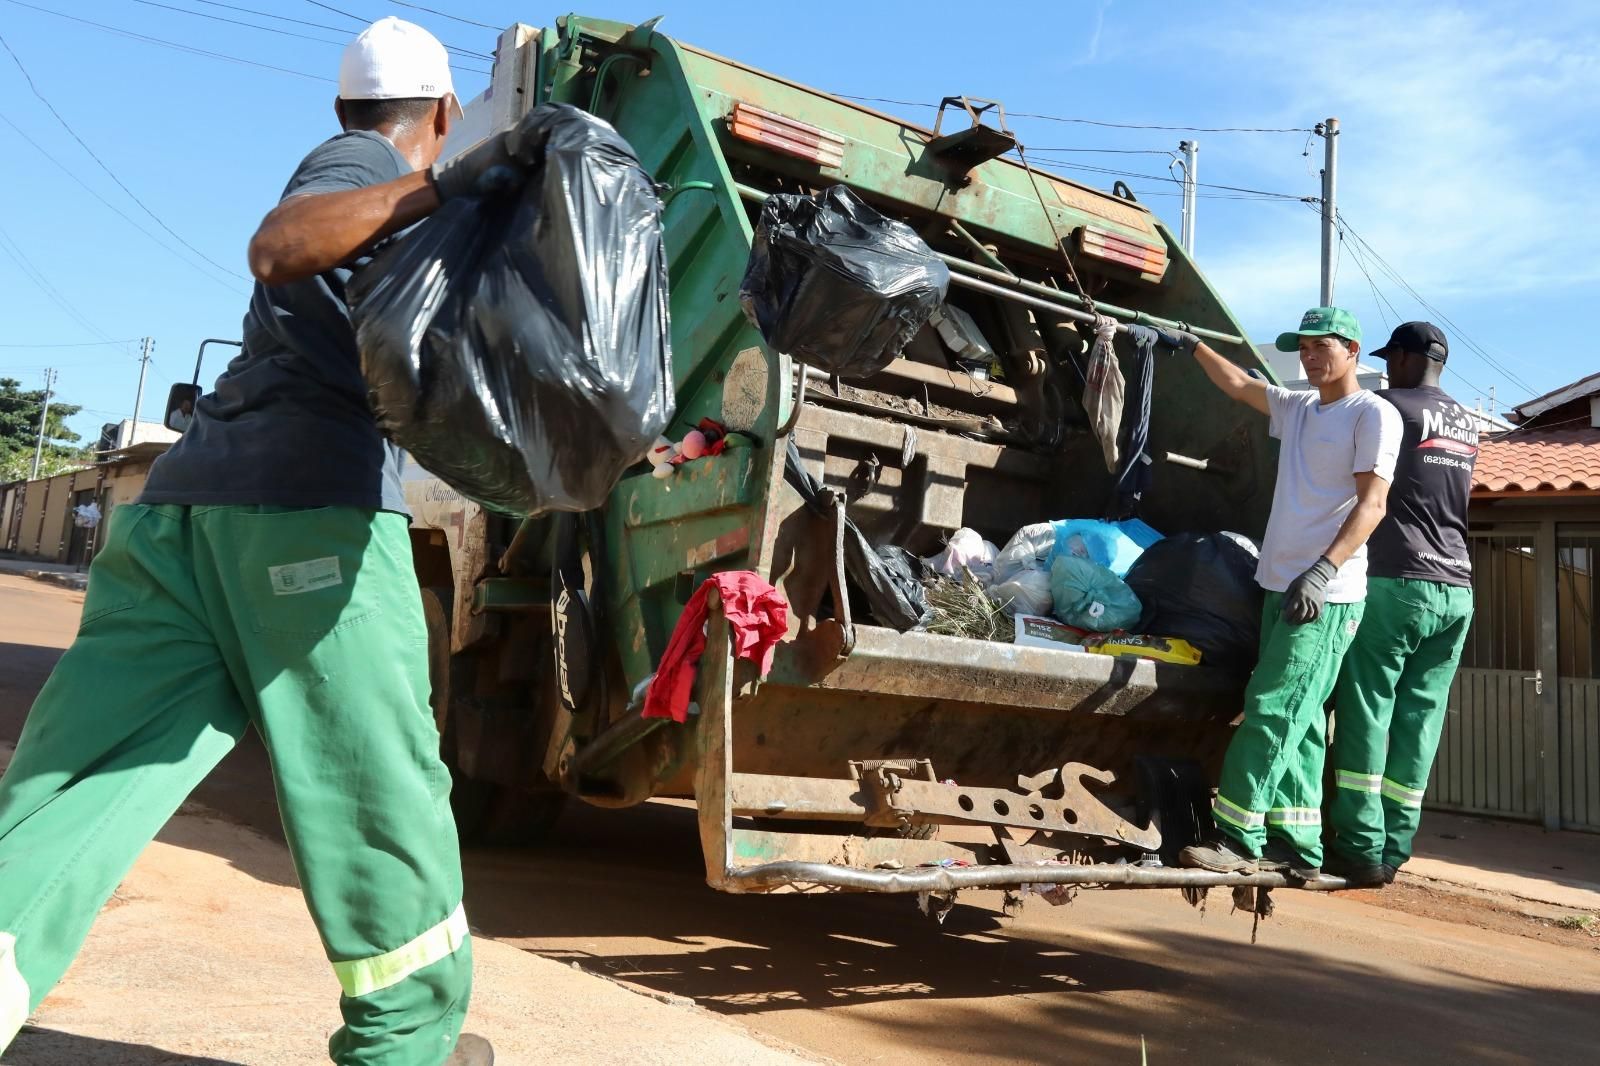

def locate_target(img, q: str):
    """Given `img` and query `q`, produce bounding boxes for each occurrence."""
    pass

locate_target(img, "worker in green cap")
[1155,308,1402,881]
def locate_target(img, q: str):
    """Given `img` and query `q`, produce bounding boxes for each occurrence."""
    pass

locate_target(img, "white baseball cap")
[339,17,458,108]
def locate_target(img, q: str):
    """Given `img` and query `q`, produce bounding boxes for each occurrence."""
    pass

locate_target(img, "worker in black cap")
[1326,322,1479,887]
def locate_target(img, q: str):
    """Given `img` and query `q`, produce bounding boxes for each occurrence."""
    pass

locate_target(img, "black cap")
[1373,321,1448,362]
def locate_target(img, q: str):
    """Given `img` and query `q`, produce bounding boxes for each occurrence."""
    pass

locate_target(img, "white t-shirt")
[1256,386,1403,602]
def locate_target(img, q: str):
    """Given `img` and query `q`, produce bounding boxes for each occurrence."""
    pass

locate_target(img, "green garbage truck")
[405,14,1326,897]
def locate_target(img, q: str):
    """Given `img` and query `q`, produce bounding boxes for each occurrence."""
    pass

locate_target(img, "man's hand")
[429,133,519,201]
[1282,556,1338,625]
[1151,327,1200,355]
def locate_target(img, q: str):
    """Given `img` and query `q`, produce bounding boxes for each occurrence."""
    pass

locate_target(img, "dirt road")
[3,573,1598,1065]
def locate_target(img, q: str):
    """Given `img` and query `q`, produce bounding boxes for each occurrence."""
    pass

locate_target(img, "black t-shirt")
[140,131,409,513]
[1366,385,1477,587]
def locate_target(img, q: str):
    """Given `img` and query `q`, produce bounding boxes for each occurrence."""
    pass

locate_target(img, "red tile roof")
[1473,426,1600,494]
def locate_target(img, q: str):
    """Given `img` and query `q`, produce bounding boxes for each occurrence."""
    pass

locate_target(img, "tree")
[0,377,90,482]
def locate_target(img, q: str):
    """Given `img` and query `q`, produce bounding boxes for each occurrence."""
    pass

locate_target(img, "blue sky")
[1,0,1594,446]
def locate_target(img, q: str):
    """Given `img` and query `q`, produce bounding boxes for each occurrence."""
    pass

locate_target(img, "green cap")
[1274,306,1362,351]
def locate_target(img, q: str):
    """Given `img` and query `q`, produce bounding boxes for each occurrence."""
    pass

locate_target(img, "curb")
[22,570,88,591]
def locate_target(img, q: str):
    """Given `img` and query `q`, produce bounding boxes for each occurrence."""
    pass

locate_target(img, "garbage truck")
[404,14,1333,898]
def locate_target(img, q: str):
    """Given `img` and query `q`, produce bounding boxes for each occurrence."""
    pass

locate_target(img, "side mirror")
[164,383,202,434]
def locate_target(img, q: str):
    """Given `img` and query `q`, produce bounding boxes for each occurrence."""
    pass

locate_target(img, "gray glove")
[1150,327,1200,355]
[1282,556,1338,625]
[429,131,521,202]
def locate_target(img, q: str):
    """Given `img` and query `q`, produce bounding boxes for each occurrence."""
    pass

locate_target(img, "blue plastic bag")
[1050,555,1143,633]
[1051,518,1163,577]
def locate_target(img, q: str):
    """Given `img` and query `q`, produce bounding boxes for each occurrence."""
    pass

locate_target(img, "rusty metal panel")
[1558,679,1600,831]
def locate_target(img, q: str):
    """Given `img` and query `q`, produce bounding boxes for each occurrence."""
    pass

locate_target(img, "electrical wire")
[0,223,119,344]
[830,93,1312,133]
[1,31,251,284]
[127,0,490,72]
[384,1,500,31]
[0,111,249,296]
[188,0,493,59]
[1334,211,1537,396]
[0,339,141,348]
[1,0,334,82]
[1017,153,1313,201]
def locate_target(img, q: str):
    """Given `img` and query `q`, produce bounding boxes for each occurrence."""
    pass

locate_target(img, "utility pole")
[30,367,56,480]
[1177,139,1198,255]
[1318,117,1340,306]
[132,336,154,433]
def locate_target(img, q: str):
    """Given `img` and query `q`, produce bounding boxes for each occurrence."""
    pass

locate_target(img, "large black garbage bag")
[739,185,948,378]
[351,103,673,515]
[783,437,932,631]
[1124,531,1264,674]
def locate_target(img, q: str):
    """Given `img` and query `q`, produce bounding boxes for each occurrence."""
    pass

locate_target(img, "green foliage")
[0,376,89,482]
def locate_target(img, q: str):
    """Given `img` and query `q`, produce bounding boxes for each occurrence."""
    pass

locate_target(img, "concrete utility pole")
[132,336,153,432]
[1318,117,1340,306]
[30,367,56,480]
[1177,139,1198,255]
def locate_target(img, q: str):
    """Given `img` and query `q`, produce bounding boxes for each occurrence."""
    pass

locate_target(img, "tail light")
[729,101,846,169]
[1076,226,1168,279]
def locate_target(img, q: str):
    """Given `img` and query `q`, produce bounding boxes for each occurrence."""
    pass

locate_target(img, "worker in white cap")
[0,17,535,1066]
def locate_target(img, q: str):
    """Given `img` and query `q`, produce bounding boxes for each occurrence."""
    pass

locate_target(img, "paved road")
[3,573,1598,1065]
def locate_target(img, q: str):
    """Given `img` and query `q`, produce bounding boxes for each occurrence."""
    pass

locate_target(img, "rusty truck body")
[404,15,1328,898]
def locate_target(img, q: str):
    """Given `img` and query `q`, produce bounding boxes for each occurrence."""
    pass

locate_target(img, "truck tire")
[422,585,567,847]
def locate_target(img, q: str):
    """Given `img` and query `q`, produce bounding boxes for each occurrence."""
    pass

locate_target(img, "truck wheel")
[449,776,567,848]
[422,585,567,847]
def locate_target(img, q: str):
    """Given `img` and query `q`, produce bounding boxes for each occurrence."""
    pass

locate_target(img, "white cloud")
[1139,2,1600,354]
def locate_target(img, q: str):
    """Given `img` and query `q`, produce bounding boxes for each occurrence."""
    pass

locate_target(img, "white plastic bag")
[924,527,999,585]
[988,568,1054,618]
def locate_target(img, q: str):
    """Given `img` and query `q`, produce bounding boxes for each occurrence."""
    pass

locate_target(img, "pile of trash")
[917,518,1263,671]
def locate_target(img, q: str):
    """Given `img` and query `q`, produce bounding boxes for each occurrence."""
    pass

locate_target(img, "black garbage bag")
[739,185,948,378]
[351,103,673,515]
[783,437,932,631]
[1123,531,1264,674]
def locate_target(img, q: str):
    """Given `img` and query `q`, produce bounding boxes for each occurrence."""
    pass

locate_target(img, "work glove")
[1282,556,1338,625]
[1150,327,1200,355]
[429,131,521,201]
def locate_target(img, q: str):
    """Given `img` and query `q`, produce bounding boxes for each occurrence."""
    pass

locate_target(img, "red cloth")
[641,572,789,723]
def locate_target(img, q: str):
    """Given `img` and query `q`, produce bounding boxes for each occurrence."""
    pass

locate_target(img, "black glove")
[1282,556,1338,624]
[1151,327,1200,355]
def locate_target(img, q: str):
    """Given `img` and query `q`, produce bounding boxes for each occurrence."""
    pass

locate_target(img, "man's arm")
[1280,471,1391,623]
[1323,470,1391,567]
[1192,340,1271,415]
[247,171,440,287]
[1151,331,1270,415]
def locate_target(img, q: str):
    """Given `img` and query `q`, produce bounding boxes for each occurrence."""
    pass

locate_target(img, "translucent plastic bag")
[739,186,948,378]
[352,103,673,515]
[1050,554,1143,633]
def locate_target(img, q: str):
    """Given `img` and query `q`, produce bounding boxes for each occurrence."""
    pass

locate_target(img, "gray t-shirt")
[1256,386,1403,602]
[140,130,410,513]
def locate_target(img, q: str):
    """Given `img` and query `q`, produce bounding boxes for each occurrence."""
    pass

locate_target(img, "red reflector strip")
[1078,226,1168,278]
[729,101,846,169]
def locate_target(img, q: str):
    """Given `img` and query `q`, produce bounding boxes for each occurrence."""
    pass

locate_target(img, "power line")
[384,1,500,31]
[1,30,251,284]
[133,0,492,67]
[1016,153,1312,201]
[1,0,334,82]
[0,339,141,348]
[0,223,118,343]
[830,93,1313,133]
[1334,211,1538,396]
[176,0,494,59]
[0,110,249,296]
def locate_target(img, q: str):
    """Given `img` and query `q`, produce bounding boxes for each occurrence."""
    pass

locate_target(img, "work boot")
[445,1033,495,1065]
[1179,837,1257,874]
[1259,839,1336,886]
[1324,852,1390,889]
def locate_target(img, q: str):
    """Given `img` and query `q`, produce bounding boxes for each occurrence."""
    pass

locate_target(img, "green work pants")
[0,504,470,1065]
[1330,576,1473,869]
[1212,593,1364,865]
